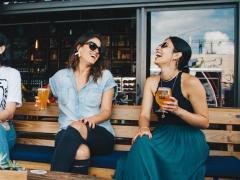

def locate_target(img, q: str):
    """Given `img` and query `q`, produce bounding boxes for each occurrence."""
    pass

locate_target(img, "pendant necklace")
[159,71,180,118]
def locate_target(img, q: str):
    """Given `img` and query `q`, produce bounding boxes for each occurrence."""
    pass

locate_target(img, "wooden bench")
[11,102,240,179]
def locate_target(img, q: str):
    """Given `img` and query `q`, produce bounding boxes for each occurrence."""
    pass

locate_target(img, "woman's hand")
[161,96,179,114]
[132,127,152,144]
[82,118,96,129]
[34,96,40,107]
[34,96,51,107]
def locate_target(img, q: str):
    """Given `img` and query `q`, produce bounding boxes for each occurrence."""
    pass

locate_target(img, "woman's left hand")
[162,96,179,113]
[82,118,96,129]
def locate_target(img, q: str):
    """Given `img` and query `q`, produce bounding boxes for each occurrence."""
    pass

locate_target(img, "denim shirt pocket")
[84,87,102,107]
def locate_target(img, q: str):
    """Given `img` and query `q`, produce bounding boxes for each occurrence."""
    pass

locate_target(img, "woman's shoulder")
[102,69,113,76]
[4,67,20,76]
[101,69,114,80]
[53,68,71,77]
[145,75,160,92]
[146,75,160,84]
[182,72,202,88]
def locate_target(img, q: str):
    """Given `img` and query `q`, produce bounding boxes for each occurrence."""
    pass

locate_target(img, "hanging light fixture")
[35,39,39,49]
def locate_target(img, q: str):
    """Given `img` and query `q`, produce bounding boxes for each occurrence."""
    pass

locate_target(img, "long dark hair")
[69,31,105,82]
[0,33,11,66]
[169,36,192,73]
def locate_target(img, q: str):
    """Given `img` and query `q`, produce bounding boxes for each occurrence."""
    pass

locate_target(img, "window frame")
[135,2,239,107]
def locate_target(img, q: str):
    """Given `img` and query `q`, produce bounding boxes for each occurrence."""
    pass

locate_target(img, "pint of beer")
[155,87,172,107]
[37,88,49,110]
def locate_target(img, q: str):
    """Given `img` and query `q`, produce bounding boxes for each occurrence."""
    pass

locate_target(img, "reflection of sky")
[151,8,234,54]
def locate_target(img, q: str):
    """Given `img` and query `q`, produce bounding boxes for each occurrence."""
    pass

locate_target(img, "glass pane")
[150,8,235,107]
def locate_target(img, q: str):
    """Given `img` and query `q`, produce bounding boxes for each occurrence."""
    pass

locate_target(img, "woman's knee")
[75,144,90,160]
[134,135,151,146]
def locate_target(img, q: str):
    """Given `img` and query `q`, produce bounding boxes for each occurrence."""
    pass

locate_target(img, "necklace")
[160,71,179,91]
[159,71,180,118]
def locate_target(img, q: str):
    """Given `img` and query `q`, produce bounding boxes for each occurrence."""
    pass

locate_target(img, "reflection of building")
[114,77,136,105]
[190,68,222,107]
[191,54,234,84]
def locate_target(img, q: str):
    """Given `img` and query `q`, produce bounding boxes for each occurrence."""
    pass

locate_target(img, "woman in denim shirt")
[49,31,117,174]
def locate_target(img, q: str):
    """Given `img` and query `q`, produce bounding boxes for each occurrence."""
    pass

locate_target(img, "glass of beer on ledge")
[37,88,49,110]
[155,87,172,118]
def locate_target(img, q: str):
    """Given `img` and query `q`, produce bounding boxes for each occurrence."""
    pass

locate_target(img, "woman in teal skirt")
[115,36,209,180]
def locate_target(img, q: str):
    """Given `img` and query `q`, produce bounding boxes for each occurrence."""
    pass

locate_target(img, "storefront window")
[150,8,235,107]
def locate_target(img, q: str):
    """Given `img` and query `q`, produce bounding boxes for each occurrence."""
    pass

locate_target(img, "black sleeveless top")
[153,72,194,124]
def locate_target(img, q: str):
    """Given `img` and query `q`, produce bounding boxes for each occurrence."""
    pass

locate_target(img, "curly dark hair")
[0,32,11,66]
[68,31,106,82]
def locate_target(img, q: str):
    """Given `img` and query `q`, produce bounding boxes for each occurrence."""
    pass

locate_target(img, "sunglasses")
[159,42,168,48]
[158,42,178,52]
[85,41,101,53]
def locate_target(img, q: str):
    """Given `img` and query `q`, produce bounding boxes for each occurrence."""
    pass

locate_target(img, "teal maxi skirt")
[115,124,209,180]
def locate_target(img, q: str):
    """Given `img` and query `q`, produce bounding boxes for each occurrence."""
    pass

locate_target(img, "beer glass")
[37,88,49,110]
[155,87,172,118]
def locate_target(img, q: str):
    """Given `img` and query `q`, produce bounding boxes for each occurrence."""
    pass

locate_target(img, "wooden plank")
[17,138,55,147]
[16,137,131,150]
[17,161,50,171]
[114,144,131,151]
[15,103,240,124]
[113,125,138,138]
[111,105,141,120]
[15,102,59,117]
[13,121,59,133]
[13,118,57,122]
[209,150,240,159]
[209,150,232,156]
[89,167,115,179]
[202,130,240,144]
[0,170,27,180]
[208,108,240,125]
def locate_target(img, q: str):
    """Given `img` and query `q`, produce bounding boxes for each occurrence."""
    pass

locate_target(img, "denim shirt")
[49,68,117,135]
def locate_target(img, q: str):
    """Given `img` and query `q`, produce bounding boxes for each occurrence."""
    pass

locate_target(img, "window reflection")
[150,8,235,107]
[2,0,68,5]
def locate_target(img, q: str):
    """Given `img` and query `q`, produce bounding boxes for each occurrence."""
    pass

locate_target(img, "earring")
[74,51,81,57]
[176,60,179,68]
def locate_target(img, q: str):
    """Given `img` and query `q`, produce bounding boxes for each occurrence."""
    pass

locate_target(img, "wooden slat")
[16,161,115,180]
[13,121,59,133]
[0,170,27,180]
[17,138,131,150]
[114,144,131,151]
[209,150,232,156]
[15,102,59,117]
[202,129,240,144]
[17,161,50,171]
[111,105,141,120]
[208,108,240,125]
[17,138,55,147]
[210,150,240,158]
[15,103,240,124]
[89,167,115,179]
[113,125,138,138]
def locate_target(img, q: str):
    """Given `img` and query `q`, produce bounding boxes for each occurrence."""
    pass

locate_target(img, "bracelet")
[139,126,150,131]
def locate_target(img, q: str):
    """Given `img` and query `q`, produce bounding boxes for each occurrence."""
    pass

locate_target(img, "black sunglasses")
[85,41,101,53]
[159,42,168,48]
[158,42,177,52]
